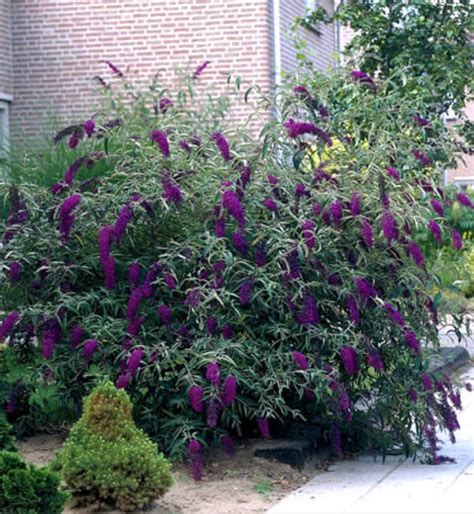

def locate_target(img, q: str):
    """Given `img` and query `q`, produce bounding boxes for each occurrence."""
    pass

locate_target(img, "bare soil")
[19,434,321,513]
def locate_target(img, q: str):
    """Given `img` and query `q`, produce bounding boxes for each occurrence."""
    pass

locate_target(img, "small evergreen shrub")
[0,450,68,514]
[55,379,173,511]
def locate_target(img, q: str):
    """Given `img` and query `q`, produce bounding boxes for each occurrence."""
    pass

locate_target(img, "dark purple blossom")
[347,295,360,325]
[58,193,81,241]
[207,316,218,335]
[113,204,133,243]
[267,174,279,185]
[292,351,309,370]
[164,273,176,290]
[293,85,309,97]
[222,324,234,340]
[212,132,231,161]
[127,317,143,336]
[184,289,200,308]
[159,97,173,112]
[428,220,442,243]
[263,198,278,212]
[222,190,246,226]
[179,140,191,153]
[0,311,20,340]
[405,330,420,355]
[386,167,401,181]
[350,70,377,91]
[70,325,86,348]
[360,219,373,249]
[457,191,474,209]
[103,255,116,290]
[215,217,226,237]
[193,60,210,80]
[83,119,95,136]
[189,385,204,413]
[98,225,113,262]
[408,389,418,402]
[381,211,398,242]
[349,192,361,216]
[329,199,343,224]
[452,229,463,250]
[206,362,220,386]
[8,261,22,283]
[150,130,170,157]
[257,417,270,438]
[162,180,183,206]
[127,348,144,376]
[126,288,143,321]
[355,277,377,301]
[232,231,248,255]
[157,304,172,326]
[284,118,333,146]
[188,439,203,481]
[128,262,141,289]
[367,350,384,371]
[301,220,316,248]
[295,293,319,325]
[295,183,309,201]
[68,134,80,149]
[42,320,61,359]
[339,345,359,375]
[116,373,131,389]
[407,241,425,267]
[63,156,86,185]
[430,199,445,217]
[412,149,430,167]
[207,399,220,428]
[255,241,266,267]
[83,339,99,363]
[422,373,433,391]
[222,376,237,406]
[239,279,253,305]
[384,303,405,327]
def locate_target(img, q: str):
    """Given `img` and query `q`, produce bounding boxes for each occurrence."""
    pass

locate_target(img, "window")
[0,100,9,154]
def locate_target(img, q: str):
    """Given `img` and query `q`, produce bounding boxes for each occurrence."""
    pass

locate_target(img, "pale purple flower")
[206,362,220,386]
[58,193,81,241]
[193,60,210,80]
[292,351,309,370]
[329,200,343,224]
[157,304,172,326]
[405,330,420,355]
[257,417,270,438]
[0,311,20,340]
[189,385,204,413]
[103,255,116,290]
[339,345,359,375]
[384,303,405,327]
[295,183,308,200]
[295,293,319,325]
[150,130,170,157]
[83,339,99,363]
[386,167,401,181]
[212,132,231,161]
[222,376,237,406]
[255,241,266,267]
[215,217,226,237]
[162,180,183,206]
[127,348,144,376]
[452,229,463,250]
[83,119,95,137]
[428,220,442,243]
[407,241,425,267]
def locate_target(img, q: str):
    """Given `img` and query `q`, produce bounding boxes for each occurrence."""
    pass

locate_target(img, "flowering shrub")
[54,380,172,511]
[0,62,470,467]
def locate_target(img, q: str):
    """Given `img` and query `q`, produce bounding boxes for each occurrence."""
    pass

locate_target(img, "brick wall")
[10,0,273,140]
[0,0,12,98]
[280,0,336,75]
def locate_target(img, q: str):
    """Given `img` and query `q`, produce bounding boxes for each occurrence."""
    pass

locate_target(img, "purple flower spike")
[381,211,398,242]
[339,345,359,375]
[452,229,463,250]
[206,362,220,386]
[41,320,61,359]
[159,98,173,112]
[257,417,270,438]
[430,198,445,217]
[184,289,200,308]
[113,204,134,244]
[386,167,401,181]
[284,118,333,146]
[329,200,343,224]
[83,339,99,363]
[104,60,123,77]
[222,190,246,226]
[292,351,309,370]
[428,220,442,243]
[58,193,81,241]
[127,348,144,376]
[457,192,474,209]
[355,277,377,301]
[207,316,218,335]
[222,376,237,406]
[162,178,183,206]
[361,218,373,249]
[232,231,248,256]
[193,60,210,80]
[295,293,319,325]
[347,295,360,325]
[407,241,425,267]
[263,198,278,212]
[164,272,177,290]
[83,119,95,137]
[239,279,253,306]
[116,373,131,389]
[70,325,86,348]
[349,192,361,216]
[128,262,141,289]
[301,220,316,248]
[157,304,172,326]
[350,70,377,91]
[255,241,266,267]
[222,324,234,340]
[149,130,170,157]
[212,132,231,161]
[405,330,420,355]
[188,439,203,481]
[0,311,20,340]
[422,373,433,391]
[367,350,384,371]
[412,149,430,167]
[189,385,204,413]
[384,303,405,327]
[103,255,116,290]
[8,261,22,283]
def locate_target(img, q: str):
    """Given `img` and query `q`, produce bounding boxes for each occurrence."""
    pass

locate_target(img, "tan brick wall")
[10,0,273,140]
[0,0,12,97]
[280,0,336,76]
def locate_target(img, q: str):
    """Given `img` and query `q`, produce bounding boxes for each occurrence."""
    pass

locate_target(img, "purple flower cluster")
[283,118,333,146]
[384,303,405,327]
[58,193,81,242]
[292,351,309,370]
[157,304,172,326]
[70,325,86,348]
[113,204,134,244]
[232,231,248,256]
[355,277,377,302]
[381,211,398,242]
[452,229,463,250]
[301,220,316,248]
[189,385,204,413]
[347,295,360,325]
[206,362,220,386]
[128,262,141,288]
[350,70,377,91]
[386,167,401,181]
[239,279,253,305]
[339,345,359,375]
[407,241,425,267]
[413,114,430,127]
[412,149,430,167]
[212,132,231,161]
[263,197,278,212]
[149,130,170,157]
[193,60,210,80]
[457,192,474,209]
[0,311,20,340]
[405,330,420,355]
[430,199,445,217]
[367,350,384,371]
[428,220,442,243]
[8,261,22,283]
[161,176,183,206]
[360,218,373,249]
[42,320,61,359]
[222,189,246,226]
[83,339,99,363]
[349,192,361,216]
[222,376,237,406]
[295,293,319,325]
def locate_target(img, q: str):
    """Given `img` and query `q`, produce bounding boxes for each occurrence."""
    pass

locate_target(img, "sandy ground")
[18,434,319,514]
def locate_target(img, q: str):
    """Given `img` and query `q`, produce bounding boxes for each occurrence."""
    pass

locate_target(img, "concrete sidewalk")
[268,366,474,514]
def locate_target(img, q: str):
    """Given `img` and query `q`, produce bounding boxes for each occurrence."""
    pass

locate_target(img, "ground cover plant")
[0,57,471,474]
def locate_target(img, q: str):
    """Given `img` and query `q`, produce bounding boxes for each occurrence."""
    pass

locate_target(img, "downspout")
[272,0,281,87]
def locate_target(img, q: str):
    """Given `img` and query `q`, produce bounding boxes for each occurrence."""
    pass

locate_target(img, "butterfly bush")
[0,61,468,469]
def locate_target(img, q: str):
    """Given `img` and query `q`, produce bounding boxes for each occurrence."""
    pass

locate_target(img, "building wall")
[0,0,12,98]
[280,0,336,76]
[9,0,273,140]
